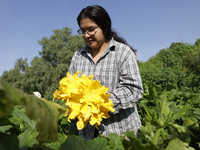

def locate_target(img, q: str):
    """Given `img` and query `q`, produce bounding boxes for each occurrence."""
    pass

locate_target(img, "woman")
[69,5,143,140]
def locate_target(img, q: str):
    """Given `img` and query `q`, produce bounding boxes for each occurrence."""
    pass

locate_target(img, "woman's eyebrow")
[80,26,97,29]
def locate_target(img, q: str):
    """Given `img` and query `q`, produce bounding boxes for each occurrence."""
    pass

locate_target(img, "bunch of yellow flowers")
[53,71,115,130]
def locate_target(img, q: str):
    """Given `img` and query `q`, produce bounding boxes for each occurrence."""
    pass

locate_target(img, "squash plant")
[138,83,200,149]
[0,82,200,150]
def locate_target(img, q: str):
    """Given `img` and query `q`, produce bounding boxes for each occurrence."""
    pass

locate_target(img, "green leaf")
[169,123,193,143]
[60,135,107,150]
[121,134,132,150]
[109,133,124,150]
[159,92,172,121]
[193,108,200,115]
[183,118,199,130]
[125,131,159,150]
[165,138,195,150]
[0,117,14,126]
[0,132,19,150]
[0,125,13,132]
[0,83,20,117]
[44,133,67,150]
[22,97,67,143]
[18,129,38,147]
[183,118,195,127]
[165,84,177,91]
[60,135,85,150]
[84,138,107,150]
[156,134,176,149]
[10,105,37,130]
[61,117,68,125]
[0,82,67,144]
[68,119,78,135]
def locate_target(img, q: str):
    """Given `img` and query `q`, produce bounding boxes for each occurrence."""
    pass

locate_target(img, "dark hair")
[77,5,136,53]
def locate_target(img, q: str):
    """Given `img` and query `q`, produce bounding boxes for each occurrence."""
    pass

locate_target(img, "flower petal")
[53,71,115,130]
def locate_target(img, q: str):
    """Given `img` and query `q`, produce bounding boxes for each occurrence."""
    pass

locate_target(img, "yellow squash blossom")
[53,71,115,130]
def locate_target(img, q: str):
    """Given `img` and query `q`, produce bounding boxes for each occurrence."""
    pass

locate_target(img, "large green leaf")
[0,83,20,117]
[22,97,67,143]
[0,132,19,150]
[109,133,124,149]
[169,123,193,143]
[0,82,67,143]
[44,133,67,150]
[10,105,37,130]
[18,129,38,147]
[60,135,85,150]
[68,119,78,135]
[84,138,107,150]
[159,91,173,127]
[193,108,200,115]
[0,117,14,126]
[60,135,107,150]
[125,131,159,150]
[165,138,195,150]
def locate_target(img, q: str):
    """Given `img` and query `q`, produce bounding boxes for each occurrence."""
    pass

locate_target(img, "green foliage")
[1,26,200,149]
[1,25,200,99]
[125,131,159,150]
[60,131,160,150]
[139,39,200,92]
[165,138,195,150]
[60,135,107,150]
[0,82,67,149]
[0,27,85,100]
[138,83,200,149]
[1,82,200,149]
[0,132,19,150]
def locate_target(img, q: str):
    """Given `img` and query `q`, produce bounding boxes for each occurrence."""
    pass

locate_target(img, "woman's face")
[80,18,106,51]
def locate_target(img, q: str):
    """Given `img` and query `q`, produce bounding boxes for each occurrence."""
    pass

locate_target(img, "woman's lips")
[88,39,94,44]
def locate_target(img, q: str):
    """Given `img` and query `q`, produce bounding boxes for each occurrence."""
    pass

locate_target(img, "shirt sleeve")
[109,50,143,114]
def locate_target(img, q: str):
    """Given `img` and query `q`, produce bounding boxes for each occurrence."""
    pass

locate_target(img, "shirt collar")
[108,37,116,50]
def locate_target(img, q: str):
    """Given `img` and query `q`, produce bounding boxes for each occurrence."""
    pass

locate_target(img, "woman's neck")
[91,41,109,63]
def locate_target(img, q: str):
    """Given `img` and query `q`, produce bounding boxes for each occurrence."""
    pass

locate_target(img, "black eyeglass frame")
[77,26,99,36]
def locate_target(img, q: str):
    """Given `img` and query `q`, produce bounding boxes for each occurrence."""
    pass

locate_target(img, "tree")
[38,27,85,68]
[195,38,200,47]
[0,58,28,91]
[0,27,85,100]
[14,58,29,73]
[138,39,200,92]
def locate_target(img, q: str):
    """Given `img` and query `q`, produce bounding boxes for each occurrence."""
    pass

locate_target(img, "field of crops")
[0,82,200,150]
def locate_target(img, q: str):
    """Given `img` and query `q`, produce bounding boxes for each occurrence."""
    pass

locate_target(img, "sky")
[0,0,200,77]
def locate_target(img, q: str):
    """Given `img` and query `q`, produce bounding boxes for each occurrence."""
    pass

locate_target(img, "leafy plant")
[0,82,67,149]
[1,82,200,149]
[138,83,200,149]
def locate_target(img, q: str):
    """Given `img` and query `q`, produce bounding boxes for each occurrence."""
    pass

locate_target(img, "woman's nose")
[84,32,91,38]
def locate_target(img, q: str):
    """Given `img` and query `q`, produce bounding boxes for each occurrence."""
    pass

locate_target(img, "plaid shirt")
[69,38,143,140]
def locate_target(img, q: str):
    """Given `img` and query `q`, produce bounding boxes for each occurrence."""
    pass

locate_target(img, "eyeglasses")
[77,26,99,36]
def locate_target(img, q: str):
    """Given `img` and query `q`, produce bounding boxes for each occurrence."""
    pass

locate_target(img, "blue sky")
[0,0,200,76]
